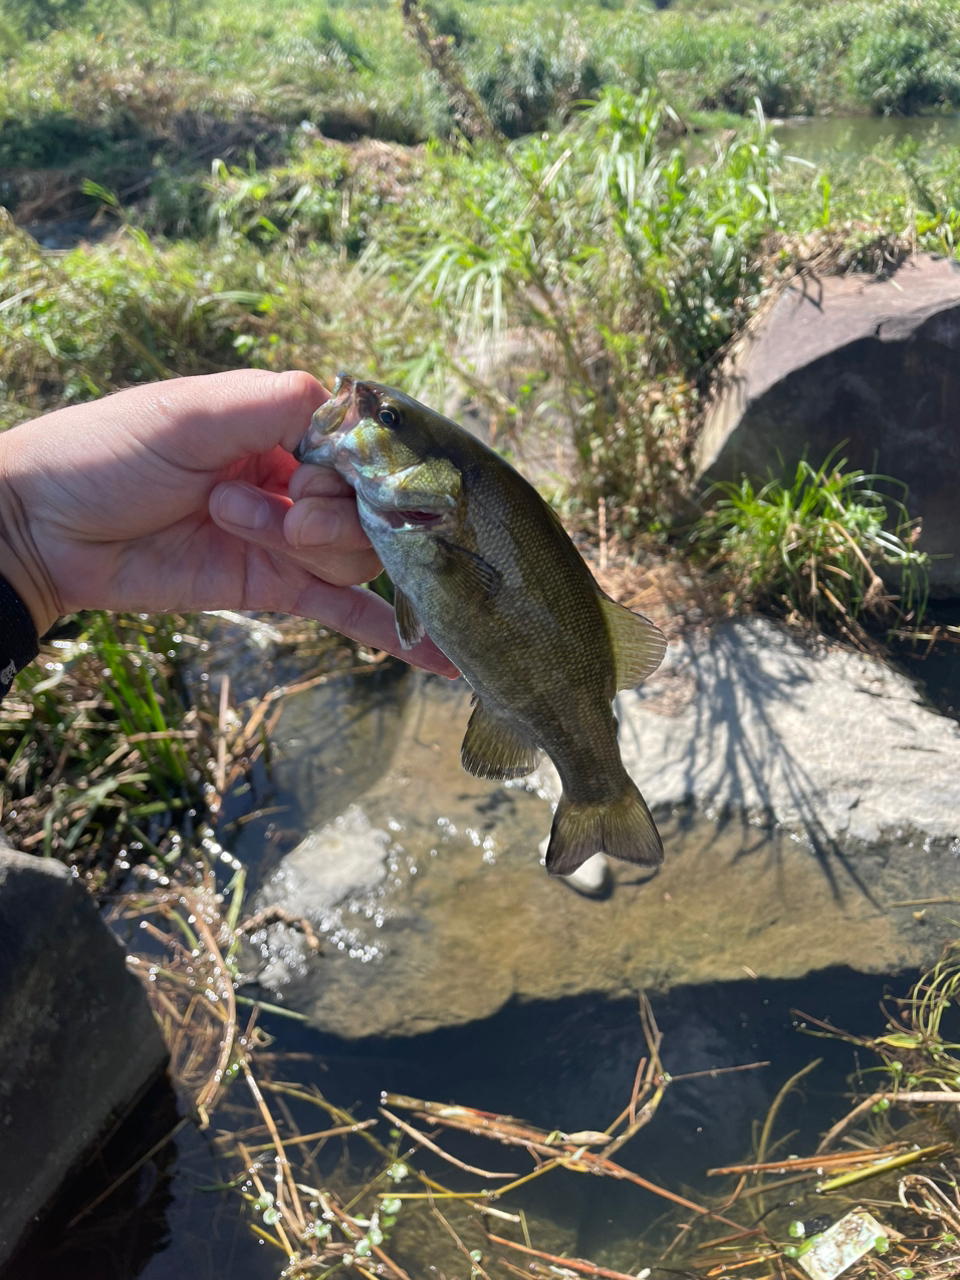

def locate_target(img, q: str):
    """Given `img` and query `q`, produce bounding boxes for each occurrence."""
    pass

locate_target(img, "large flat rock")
[695,255,960,593]
[615,615,960,845]
[0,848,168,1265]
[255,619,960,1039]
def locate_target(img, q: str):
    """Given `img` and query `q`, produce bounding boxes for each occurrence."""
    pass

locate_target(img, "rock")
[616,615,960,845]
[695,255,960,593]
[0,849,168,1265]
[265,805,393,912]
[256,624,960,1039]
[559,850,610,897]
[443,333,578,491]
[253,805,393,983]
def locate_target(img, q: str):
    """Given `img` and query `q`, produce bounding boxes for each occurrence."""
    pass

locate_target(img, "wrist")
[0,433,61,637]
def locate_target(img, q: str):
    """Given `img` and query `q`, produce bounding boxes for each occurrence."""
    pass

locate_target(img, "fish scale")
[295,374,667,877]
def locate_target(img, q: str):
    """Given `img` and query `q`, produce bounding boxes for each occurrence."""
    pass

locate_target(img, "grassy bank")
[5,0,960,168]
[4,85,960,509]
[4,0,960,241]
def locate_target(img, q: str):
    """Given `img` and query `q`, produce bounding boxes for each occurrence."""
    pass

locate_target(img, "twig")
[238,906,322,953]
[816,1092,886,1153]
[237,1139,295,1257]
[188,896,239,1122]
[757,1059,822,1167]
[485,1231,649,1280]
[386,1093,743,1227]
[884,1091,960,1104]
[66,1117,190,1227]
[321,1195,413,1280]
[817,1144,952,1192]
[244,1120,377,1154]
[244,1063,306,1228]
[215,673,230,799]
[379,1106,516,1179]
[430,1195,494,1280]
[710,1141,911,1176]
[670,1060,770,1084]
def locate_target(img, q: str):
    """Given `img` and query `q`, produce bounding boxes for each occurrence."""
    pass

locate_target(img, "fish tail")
[545,778,663,877]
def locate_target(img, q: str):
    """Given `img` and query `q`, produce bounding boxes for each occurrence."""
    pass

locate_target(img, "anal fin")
[461,700,540,781]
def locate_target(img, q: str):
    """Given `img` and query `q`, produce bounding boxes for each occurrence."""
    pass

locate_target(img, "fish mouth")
[294,372,358,462]
[379,508,446,530]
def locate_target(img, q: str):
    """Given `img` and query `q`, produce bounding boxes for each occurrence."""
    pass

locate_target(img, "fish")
[294,374,667,877]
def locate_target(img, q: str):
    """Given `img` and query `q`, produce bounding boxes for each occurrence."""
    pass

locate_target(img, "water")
[248,674,960,1043]
[891,600,960,722]
[7,651,953,1278]
[7,967,909,1280]
[776,113,960,164]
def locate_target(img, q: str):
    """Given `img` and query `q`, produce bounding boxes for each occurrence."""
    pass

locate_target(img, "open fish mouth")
[314,372,358,436]
[379,508,446,530]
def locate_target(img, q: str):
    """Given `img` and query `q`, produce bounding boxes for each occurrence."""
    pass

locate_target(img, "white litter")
[795,1209,888,1280]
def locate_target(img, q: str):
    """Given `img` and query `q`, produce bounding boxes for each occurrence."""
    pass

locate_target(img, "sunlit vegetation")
[693,453,930,633]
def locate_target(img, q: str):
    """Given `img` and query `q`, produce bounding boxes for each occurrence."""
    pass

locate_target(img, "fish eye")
[378,406,400,428]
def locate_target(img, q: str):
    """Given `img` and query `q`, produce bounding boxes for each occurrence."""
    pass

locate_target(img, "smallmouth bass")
[295,374,666,877]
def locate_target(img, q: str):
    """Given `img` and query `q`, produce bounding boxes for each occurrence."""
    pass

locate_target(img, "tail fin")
[545,779,662,877]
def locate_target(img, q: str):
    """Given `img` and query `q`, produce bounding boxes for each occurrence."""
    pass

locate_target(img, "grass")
[3,56,958,618]
[0,611,209,884]
[693,452,931,637]
[0,607,374,888]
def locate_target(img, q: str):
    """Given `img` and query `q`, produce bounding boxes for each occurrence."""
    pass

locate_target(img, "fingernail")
[297,506,340,546]
[216,484,271,530]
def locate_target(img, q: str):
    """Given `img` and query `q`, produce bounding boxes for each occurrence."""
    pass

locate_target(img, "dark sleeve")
[0,575,39,700]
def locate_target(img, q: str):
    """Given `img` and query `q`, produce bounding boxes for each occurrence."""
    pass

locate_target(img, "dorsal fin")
[599,596,666,690]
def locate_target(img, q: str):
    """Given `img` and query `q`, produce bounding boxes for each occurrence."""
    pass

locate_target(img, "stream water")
[776,112,960,163]
[12,635,953,1280]
[12,968,907,1280]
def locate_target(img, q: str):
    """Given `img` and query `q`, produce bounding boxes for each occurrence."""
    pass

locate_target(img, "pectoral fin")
[393,587,425,649]
[437,539,501,600]
[461,699,540,780]
[599,595,666,690]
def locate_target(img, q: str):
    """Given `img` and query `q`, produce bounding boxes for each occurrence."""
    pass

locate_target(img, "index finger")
[119,370,330,471]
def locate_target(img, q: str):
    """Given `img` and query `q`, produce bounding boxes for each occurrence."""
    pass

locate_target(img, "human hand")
[0,369,457,676]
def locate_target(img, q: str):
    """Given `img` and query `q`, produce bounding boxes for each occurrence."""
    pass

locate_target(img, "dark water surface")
[891,601,960,723]
[8,965,908,1280]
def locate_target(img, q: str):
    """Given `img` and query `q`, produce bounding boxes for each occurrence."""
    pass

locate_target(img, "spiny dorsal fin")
[393,586,425,650]
[461,699,541,781]
[599,595,666,690]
